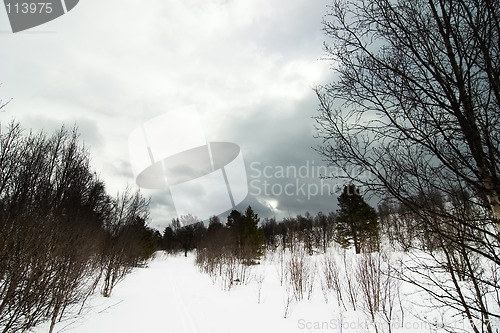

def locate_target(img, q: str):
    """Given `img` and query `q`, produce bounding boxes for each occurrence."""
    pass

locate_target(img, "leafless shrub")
[275,245,286,286]
[254,271,265,304]
[380,253,403,333]
[283,276,294,319]
[353,250,405,333]
[196,239,255,291]
[341,250,358,311]
[321,250,347,310]
[356,252,382,326]
[286,247,316,302]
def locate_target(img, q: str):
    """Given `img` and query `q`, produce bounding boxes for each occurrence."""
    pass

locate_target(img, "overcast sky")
[0,0,345,229]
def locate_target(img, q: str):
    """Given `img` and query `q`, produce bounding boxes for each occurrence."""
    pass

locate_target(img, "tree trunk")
[486,194,500,233]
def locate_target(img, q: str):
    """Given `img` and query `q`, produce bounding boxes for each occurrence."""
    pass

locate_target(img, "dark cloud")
[1,0,341,229]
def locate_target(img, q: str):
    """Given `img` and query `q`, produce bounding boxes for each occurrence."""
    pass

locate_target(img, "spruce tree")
[226,206,264,261]
[335,185,379,253]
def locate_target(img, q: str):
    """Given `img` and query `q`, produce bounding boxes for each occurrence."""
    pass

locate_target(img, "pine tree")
[226,206,264,261]
[243,206,265,259]
[335,185,379,254]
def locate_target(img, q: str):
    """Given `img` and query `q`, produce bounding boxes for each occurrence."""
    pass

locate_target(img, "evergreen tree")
[243,206,265,259]
[335,185,379,254]
[162,226,175,252]
[226,206,264,261]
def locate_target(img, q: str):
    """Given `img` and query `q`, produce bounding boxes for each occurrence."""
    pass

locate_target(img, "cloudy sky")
[0,0,343,229]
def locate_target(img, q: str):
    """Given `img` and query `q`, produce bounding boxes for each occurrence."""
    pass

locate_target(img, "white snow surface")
[31,250,474,333]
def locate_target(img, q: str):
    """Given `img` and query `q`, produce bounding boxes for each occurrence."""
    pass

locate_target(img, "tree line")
[161,187,379,259]
[0,121,159,333]
[162,206,265,261]
[260,185,378,255]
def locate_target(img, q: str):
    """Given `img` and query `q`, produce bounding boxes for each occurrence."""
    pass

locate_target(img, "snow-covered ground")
[32,250,474,333]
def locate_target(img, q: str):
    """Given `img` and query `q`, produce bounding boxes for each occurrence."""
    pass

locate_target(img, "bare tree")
[0,124,116,333]
[314,1,499,332]
[100,188,150,297]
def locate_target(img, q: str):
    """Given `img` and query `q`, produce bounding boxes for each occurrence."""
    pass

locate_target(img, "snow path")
[169,270,201,333]
[35,253,305,333]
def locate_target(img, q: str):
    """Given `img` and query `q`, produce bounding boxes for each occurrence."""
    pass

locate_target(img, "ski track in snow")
[32,254,212,333]
[169,270,201,333]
